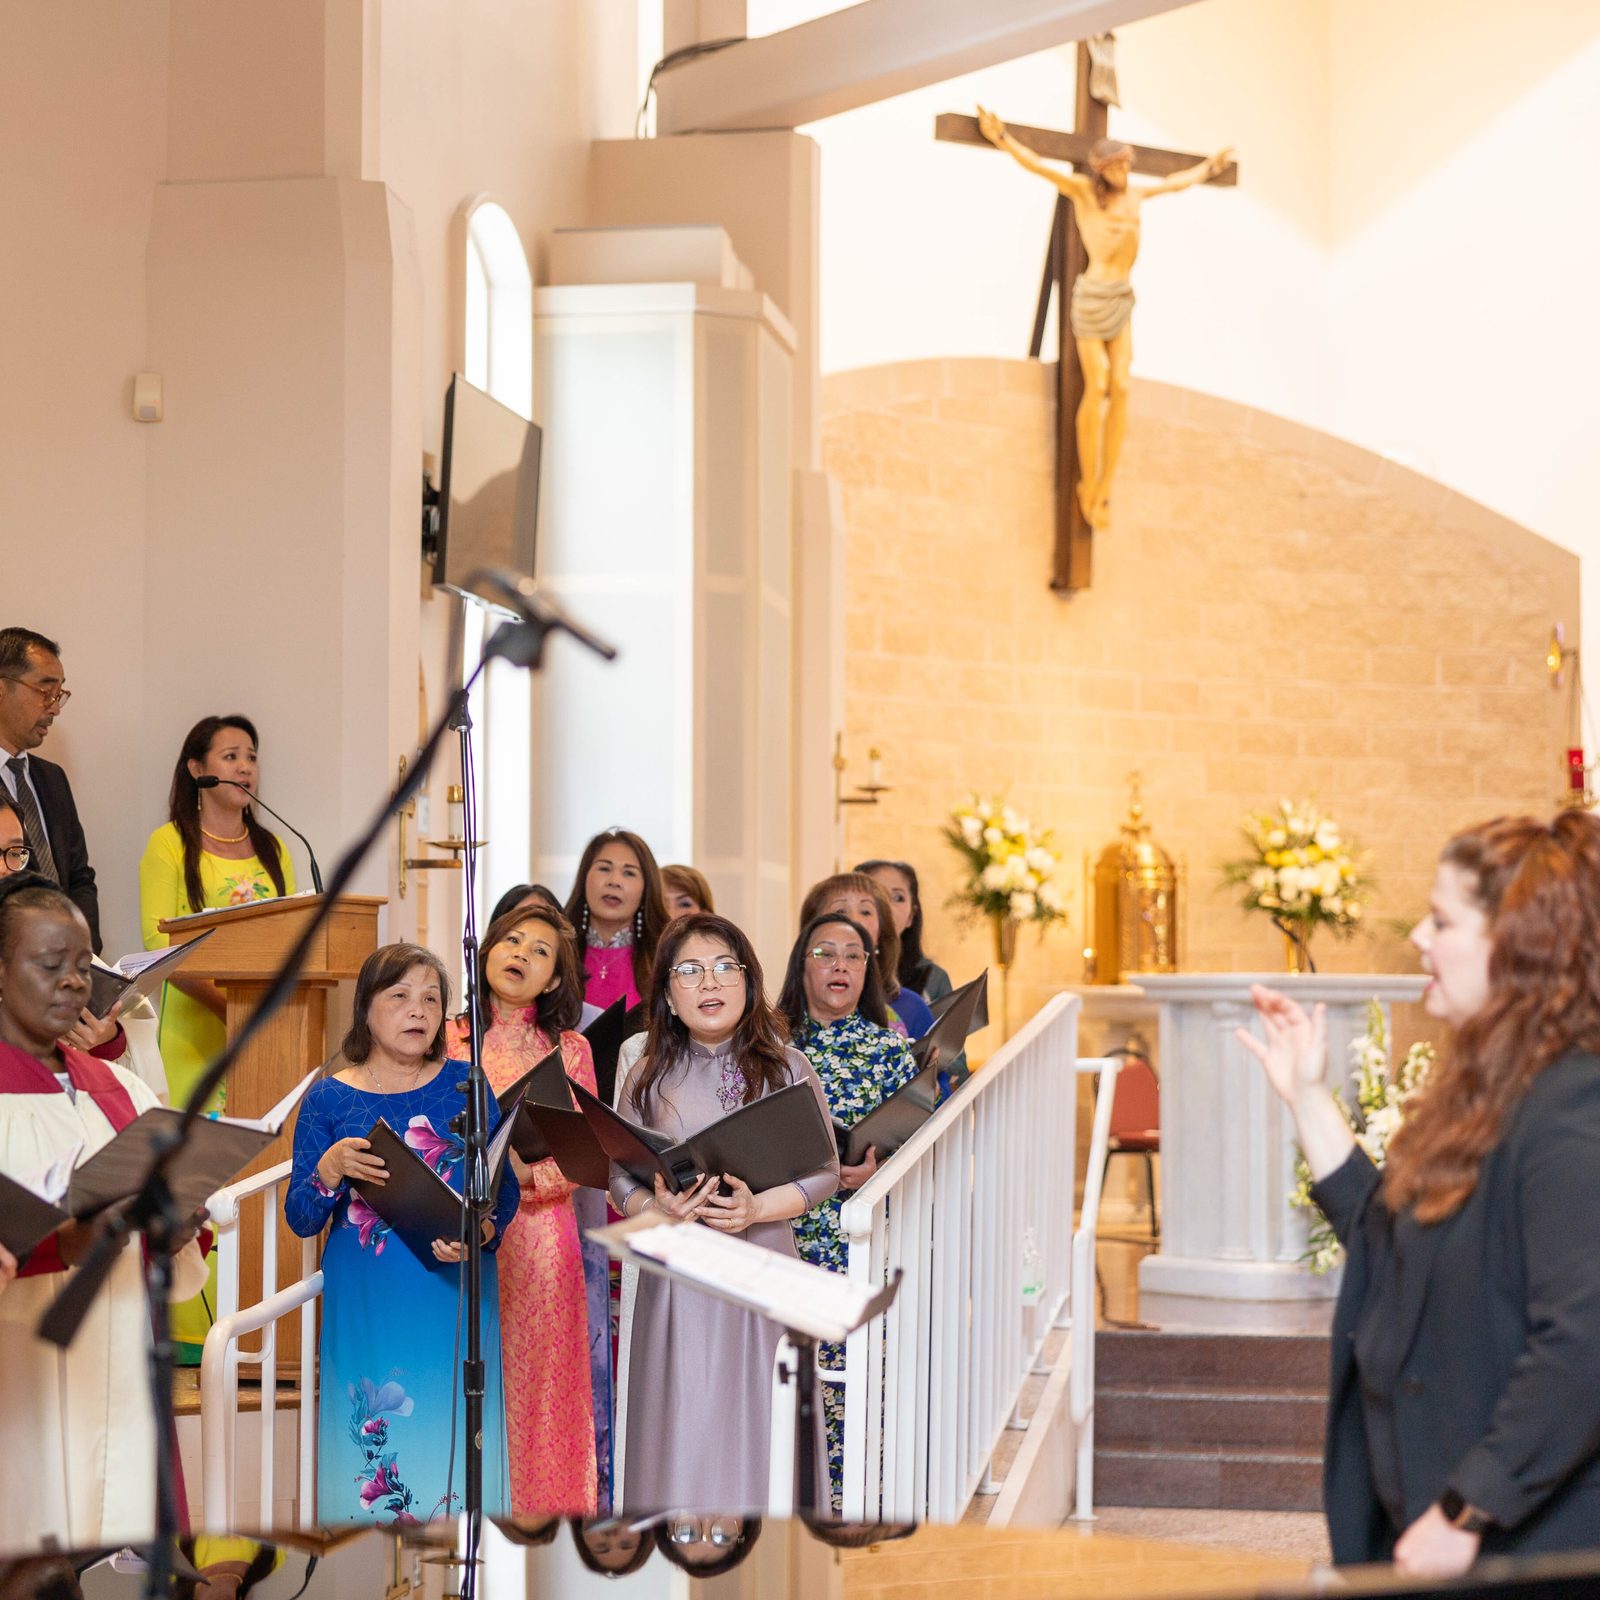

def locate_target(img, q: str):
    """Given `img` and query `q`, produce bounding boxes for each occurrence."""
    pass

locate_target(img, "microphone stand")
[38,579,614,1600]
[199,778,326,895]
[449,657,490,1594]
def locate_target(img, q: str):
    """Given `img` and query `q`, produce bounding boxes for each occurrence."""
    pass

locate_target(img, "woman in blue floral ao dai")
[286,943,520,1526]
[777,912,918,1511]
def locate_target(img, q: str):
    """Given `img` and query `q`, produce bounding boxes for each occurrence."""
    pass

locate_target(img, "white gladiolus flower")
[1009,891,1037,919]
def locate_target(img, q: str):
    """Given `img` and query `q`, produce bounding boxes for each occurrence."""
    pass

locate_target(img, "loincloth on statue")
[1069,276,1135,341]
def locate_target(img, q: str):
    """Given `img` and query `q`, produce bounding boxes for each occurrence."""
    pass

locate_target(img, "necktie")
[6,757,59,885]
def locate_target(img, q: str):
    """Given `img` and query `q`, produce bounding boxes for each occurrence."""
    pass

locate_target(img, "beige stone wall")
[826,358,1576,1050]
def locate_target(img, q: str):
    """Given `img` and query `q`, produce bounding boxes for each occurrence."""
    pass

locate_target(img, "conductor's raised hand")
[703,1175,760,1233]
[1235,985,1327,1108]
[317,1136,388,1189]
[651,1171,717,1223]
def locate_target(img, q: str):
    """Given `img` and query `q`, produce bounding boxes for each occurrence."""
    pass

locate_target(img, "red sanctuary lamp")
[1550,627,1596,811]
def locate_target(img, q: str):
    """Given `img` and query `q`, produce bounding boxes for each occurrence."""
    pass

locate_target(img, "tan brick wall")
[825,358,1577,1044]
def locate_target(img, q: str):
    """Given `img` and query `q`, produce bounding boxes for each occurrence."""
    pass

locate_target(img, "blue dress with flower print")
[286,1067,520,1526]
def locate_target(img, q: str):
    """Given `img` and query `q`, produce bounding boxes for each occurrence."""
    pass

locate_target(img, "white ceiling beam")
[654,0,1199,134]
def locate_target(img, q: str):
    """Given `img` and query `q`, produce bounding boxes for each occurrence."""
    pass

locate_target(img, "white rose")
[983,825,1004,846]
[1267,828,1288,849]
[981,863,1009,891]
[1314,820,1341,852]
[1025,846,1054,874]
[1009,891,1037,920]
[1315,860,1342,898]
[1038,880,1065,912]
[960,815,984,848]
[1323,895,1343,917]
[1248,867,1274,893]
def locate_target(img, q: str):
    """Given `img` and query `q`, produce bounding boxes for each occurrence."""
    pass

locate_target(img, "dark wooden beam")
[935,111,1237,186]
[1051,45,1102,594]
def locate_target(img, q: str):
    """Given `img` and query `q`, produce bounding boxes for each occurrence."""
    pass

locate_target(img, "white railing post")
[201,1161,322,1532]
[1071,1056,1122,1523]
[838,995,1083,1525]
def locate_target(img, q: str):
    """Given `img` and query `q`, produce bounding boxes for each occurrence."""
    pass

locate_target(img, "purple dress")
[611,1040,839,1512]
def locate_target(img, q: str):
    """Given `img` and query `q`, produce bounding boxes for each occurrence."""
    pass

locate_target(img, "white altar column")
[1131,973,1427,1304]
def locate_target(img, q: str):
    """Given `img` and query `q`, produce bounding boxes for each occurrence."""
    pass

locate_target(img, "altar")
[1078,973,1427,1307]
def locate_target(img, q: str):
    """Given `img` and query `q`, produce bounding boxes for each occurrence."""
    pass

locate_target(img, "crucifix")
[936,37,1235,593]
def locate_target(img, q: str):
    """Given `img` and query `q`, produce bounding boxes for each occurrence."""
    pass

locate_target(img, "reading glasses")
[0,677,71,709]
[809,944,867,967]
[0,844,31,871]
[668,959,746,988]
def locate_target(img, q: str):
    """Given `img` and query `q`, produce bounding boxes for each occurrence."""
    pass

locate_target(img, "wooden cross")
[937,41,1236,593]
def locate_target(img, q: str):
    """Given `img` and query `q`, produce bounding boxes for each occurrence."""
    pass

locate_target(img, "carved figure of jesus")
[978,106,1233,527]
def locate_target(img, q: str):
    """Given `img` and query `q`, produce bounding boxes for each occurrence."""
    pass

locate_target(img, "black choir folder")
[838,972,990,1166]
[492,1046,610,1188]
[85,929,218,1020]
[0,1168,71,1259]
[583,997,645,1107]
[570,1078,836,1196]
[49,1068,317,1222]
[351,1092,524,1264]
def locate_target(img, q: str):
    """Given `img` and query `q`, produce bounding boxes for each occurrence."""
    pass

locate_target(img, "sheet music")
[622,1221,889,1343]
[112,946,176,979]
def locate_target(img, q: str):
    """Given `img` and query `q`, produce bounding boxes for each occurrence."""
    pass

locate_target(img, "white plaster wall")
[0,1,636,956]
[1324,2,1600,656]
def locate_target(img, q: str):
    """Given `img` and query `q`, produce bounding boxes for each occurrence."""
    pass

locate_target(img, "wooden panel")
[160,895,383,982]
[225,982,327,1358]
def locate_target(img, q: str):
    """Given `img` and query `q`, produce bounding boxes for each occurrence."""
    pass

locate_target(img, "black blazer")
[1314,1050,1600,1564]
[24,754,100,953]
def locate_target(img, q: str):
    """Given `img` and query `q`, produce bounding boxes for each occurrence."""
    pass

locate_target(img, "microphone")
[467,568,619,667]
[196,776,326,896]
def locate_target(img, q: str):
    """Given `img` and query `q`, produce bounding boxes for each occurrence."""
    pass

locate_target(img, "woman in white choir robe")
[0,877,207,1552]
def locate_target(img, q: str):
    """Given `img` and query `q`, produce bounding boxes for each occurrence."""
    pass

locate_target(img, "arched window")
[460,199,534,926]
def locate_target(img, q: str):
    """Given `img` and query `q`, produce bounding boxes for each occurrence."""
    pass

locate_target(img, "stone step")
[1095,1328,1330,1393]
[1093,1443,1323,1513]
[1096,1386,1326,1450]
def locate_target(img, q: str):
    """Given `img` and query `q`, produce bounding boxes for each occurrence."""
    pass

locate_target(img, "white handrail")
[201,1163,321,1531]
[1071,1056,1122,1521]
[837,993,1083,1522]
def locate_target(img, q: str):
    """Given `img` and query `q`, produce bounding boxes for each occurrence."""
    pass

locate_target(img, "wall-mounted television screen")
[433,373,541,603]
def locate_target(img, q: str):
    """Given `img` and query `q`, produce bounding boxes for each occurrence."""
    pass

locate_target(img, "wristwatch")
[1439,1488,1493,1534]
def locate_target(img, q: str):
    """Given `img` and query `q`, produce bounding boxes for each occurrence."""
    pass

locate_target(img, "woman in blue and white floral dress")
[287,943,520,1526]
[777,913,917,1511]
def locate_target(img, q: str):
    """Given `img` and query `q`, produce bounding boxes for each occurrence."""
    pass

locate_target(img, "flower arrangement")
[1222,799,1372,960]
[1290,1000,1435,1273]
[943,794,1070,927]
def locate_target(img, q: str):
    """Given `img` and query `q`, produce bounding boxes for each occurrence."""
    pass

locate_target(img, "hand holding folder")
[571,1078,836,1197]
[349,1093,524,1265]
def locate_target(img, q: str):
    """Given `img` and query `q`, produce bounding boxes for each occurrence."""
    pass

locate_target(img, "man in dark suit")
[0,626,100,951]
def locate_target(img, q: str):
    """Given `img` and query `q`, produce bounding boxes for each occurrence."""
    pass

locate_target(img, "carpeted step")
[1093,1443,1323,1513]
[1096,1386,1325,1451]
[1095,1328,1329,1393]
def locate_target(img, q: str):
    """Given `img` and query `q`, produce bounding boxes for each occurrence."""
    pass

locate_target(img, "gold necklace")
[201,825,249,845]
[365,1057,424,1094]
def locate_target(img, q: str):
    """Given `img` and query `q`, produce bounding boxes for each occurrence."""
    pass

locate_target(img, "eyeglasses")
[668,959,746,988]
[0,844,31,872]
[808,944,867,967]
[668,1515,742,1547]
[0,677,70,710]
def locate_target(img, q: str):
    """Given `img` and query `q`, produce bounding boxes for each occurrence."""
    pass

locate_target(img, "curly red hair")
[1384,811,1600,1223]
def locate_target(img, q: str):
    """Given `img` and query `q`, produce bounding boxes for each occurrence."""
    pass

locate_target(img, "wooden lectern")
[159,895,384,1358]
